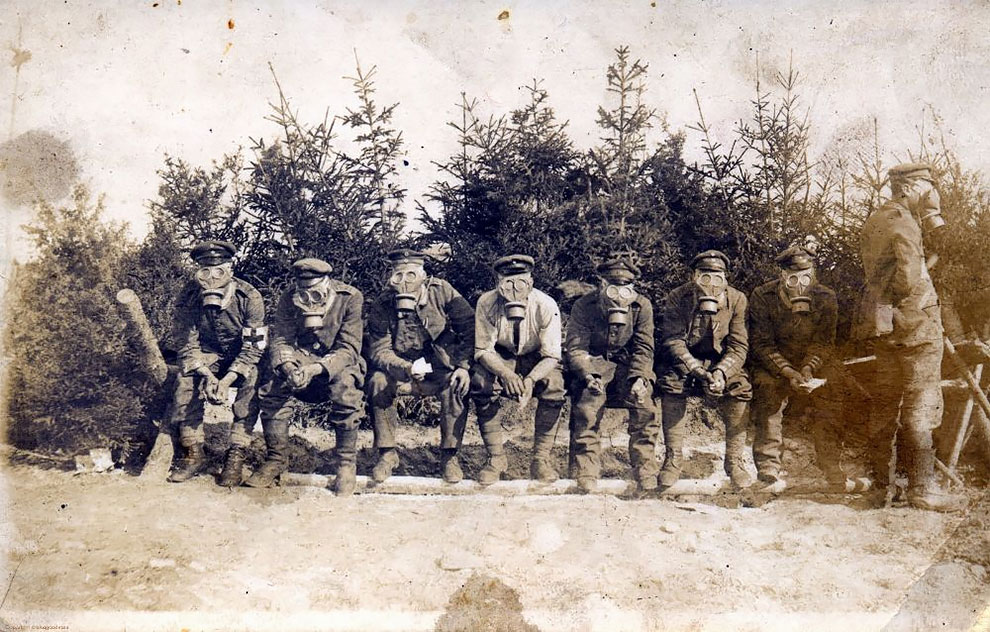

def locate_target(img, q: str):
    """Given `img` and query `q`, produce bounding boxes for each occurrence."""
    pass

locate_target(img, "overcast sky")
[2,0,990,259]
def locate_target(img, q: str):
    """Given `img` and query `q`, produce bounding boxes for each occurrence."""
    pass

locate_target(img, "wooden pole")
[116,289,168,386]
[948,364,982,471]
[116,288,173,478]
[943,338,990,468]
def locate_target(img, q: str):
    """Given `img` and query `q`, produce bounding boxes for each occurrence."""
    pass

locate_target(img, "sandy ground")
[1,409,988,632]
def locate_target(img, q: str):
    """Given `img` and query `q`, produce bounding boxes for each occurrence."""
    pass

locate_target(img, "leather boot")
[168,443,206,483]
[244,429,288,488]
[530,401,562,483]
[659,397,687,489]
[218,446,246,487]
[477,402,508,486]
[333,427,358,497]
[723,400,753,489]
[905,430,967,512]
[371,448,399,483]
[441,449,464,484]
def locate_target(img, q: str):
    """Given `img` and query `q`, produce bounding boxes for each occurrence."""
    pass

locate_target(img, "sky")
[2,0,990,260]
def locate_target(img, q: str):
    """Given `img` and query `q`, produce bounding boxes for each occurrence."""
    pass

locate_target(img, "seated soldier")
[565,250,658,493]
[658,250,753,490]
[245,258,366,496]
[365,249,475,484]
[168,240,267,486]
[748,239,863,493]
[471,254,565,486]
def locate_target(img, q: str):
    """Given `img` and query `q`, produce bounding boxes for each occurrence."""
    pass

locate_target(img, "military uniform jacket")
[365,277,475,375]
[660,282,748,379]
[855,199,941,345]
[748,280,837,377]
[269,280,364,376]
[173,278,266,377]
[565,290,655,383]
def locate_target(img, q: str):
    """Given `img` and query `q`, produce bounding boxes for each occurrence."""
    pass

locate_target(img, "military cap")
[774,244,815,270]
[291,257,333,279]
[190,240,236,266]
[689,249,730,272]
[386,248,428,266]
[493,254,535,276]
[596,250,641,282]
[888,162,933,182]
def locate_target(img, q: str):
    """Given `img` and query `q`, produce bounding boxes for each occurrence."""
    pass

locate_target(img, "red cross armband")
[243,326,269,350]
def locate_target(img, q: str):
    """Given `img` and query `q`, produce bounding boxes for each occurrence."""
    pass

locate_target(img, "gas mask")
[497,273,533,321]
[292,278,333,330]
[901,179,945,231]
[600,283,638,326]
[693,270,726,314]
[195,263,233,308]
[388,264,427,314]
[780,268,815,313]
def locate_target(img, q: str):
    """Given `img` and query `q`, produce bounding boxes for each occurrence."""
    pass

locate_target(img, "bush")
[5,186,159,462]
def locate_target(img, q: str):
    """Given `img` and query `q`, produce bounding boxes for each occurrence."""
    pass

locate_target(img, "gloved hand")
[629,377,650,404]
[209,371,239,404]
[289,363,323,391]
[196,366,219,403]
[585,374,605,396]
[449,367,470,398]
[706,369,726,395]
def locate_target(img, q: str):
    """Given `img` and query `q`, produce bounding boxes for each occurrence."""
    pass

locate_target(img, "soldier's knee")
[367,371,394,401]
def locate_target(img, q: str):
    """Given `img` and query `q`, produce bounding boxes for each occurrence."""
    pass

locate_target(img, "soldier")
[244,258,366,496]
[168,240,267,486]
[565,250,658,493]
[658,250,752,490]
[855,162,965,511]
[365,248,475,484]
[471,254,565,486]
[748,239,857,492]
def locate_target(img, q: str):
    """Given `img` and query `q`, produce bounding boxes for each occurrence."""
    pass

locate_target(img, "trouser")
[171,362,258,449]
[750,368,844,482]
[368,368,468,450]
[866,337,943,488]
[569,362,658,480]
[256,361,365,467]
[470,351,566,455]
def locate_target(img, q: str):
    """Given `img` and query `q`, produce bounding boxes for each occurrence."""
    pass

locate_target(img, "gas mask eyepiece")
[602,283,637,326]
[907,180,945,231]
[693,270,726,314]
[388,265,427,314]
[195,264,233,308]
[292,281,332,330]
[498,274,533,321]
[782,269,815,313]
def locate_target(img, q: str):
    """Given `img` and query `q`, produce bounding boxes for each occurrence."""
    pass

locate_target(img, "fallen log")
[116,288,174,479]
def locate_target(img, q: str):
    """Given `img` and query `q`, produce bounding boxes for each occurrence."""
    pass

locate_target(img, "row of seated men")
[164,162,965,512]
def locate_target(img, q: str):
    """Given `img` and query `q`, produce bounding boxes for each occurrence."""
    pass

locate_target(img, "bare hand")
[198,368,220,403]
[449,368,470,398]
[629,377,650,404]
[783,368,807,392]
[585,375,605,396]
[503,373,526,398]
[801,365,815,382]
[290,363,323,391]
[707,370,726,395]
[210,371,238,404]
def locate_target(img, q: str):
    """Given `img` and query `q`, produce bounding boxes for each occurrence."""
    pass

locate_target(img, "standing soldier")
[856,163,965,511]
[658,250,752,490]
[168,240,267,486]
[748,239,856,492]
[565,250,658,493]
[471,254,565,485]
[244,258,366,496]
[365,249,475,484]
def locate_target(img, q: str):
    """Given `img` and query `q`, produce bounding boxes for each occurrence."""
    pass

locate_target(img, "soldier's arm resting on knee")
[366,293,412,379]
[269,290,301,375]
[628,299,656,385]
[227,286,268,380]
[525,298,562,385]
[318,289,365,376]
[662,290,707,380]
[443,280,476,370]
[713,292,749,379]
[564,299,596,382]
[801,289,837,377]
[748,289,794,378]
[174,285,211,377]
